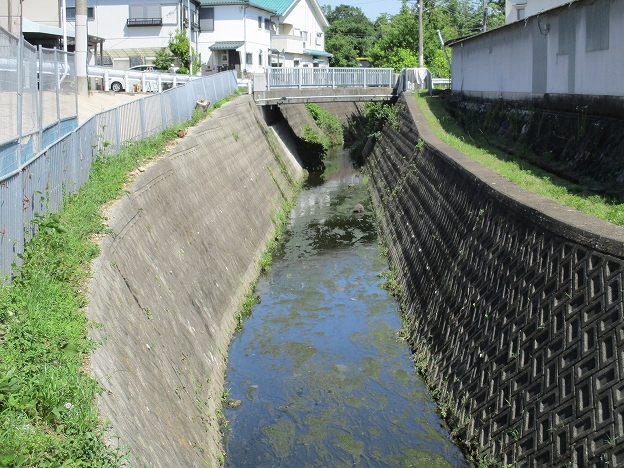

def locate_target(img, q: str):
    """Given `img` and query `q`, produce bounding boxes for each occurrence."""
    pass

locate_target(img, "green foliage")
[325,35,359,67]
[0,93,237,466]
[167,30,202,74]
[153,47,175,71]
[305,103,344,148]
[323,5,376,66]
[302,124,330,152]
[369,2,419,71]
[415,91,624,227]
[429,49,451,78]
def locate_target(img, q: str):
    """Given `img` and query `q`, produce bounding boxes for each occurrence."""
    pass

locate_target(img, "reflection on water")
[224,149,467,467]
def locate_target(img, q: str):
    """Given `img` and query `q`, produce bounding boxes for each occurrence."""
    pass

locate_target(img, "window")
[294,59,300,67]
[246,53,253,65]
[586,0,609,52]
[97,55,113,66]
[129,5,161,20]
[264,18,270,30]
[199,7,214,32]
[258,50,263,66]
[127,4,162,26]
[66,7,95,20]
[516,7,525,20]
[258,16,262,28]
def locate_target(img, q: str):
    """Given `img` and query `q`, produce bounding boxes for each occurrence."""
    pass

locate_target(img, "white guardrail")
[265,67,395,90]
[88,66,195,93]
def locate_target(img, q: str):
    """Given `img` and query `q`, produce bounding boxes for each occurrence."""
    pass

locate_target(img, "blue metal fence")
[0,70,238,279]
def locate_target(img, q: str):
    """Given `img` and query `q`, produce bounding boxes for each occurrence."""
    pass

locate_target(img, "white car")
[109,65,160,93]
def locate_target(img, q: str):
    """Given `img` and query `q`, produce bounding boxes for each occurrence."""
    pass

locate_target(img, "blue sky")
[320,0,404,21]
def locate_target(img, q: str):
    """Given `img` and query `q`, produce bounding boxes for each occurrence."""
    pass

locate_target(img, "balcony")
[183,19,200,31]
[127,18,163,27]
[270,34,304,54]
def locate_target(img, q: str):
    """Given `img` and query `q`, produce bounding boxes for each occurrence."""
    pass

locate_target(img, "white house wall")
[23,0,61,27]
[281,0,324,50]
[452,0,624,99]
[505,0,567,24]
[197,5,271,74]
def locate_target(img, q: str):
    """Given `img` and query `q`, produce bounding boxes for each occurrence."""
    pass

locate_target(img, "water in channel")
[224,148,467,467]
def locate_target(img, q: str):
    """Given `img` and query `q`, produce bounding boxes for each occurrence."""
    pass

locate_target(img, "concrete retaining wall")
[87,95,302,467]
[444,93,624,199]
[366,92,624,467]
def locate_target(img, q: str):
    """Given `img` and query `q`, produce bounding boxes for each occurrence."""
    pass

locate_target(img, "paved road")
[78,91,146,124]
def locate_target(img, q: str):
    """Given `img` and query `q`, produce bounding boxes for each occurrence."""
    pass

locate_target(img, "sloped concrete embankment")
[366,92,624,467]
[276,102,366,168]
[88,95,302,467]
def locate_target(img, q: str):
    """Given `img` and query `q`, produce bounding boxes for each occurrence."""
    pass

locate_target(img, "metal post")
[16,33,23,168]
[54,49,61,122]
[482,0,488,32]
[201,75,207,100]
[187,0,194,76]
[267,67,271,91]
[418,0,424,67]
[363,68,367,88]
[75,0,88,95]
[38,45,43,151]
[114,107,121,151]
[139,98,146,139]
[298,67,302,90]
[437,30,452,73]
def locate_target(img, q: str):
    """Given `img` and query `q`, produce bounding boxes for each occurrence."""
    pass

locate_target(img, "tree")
[323,5,376,67]
[153,48,175,71]
[157,30,201,74]
[368,2,419,71]
[325,35,359,67]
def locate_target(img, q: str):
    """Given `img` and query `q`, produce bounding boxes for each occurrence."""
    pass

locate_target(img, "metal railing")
[266,67,394,90]
[0,26,78,178]
[397,68,451,96]
[88,66,196,93]
[0,70,238,280]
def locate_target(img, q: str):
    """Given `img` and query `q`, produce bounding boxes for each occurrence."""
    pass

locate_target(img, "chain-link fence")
[0,65,238,279]
[0,25,78,178]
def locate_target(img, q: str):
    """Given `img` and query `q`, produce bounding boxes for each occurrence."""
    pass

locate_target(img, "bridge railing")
[266,67,394,90]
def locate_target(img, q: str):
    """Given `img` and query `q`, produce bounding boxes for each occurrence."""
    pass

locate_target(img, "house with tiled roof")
[198,0,330,74]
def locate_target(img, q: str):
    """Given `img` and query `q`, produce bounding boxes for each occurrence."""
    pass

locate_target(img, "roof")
[199,0,328,26]
[198,0,276,14]
[303,48,332,58]
[446,0,583,47]
[22,17,75,38]
[104,47,162,59]
[209,41,245,50]
[252,0,293,15]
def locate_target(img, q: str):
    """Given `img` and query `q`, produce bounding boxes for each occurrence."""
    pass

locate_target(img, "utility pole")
[482,0,488,32]
[418,0,423,67]
[75,0,88,95]
[187,0,192,75]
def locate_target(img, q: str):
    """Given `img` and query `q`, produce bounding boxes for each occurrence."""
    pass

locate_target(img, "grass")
[0,93,238,466]
[415,91,624,227]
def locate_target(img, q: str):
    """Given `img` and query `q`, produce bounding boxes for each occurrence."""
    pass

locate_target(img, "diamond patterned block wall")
[365,93,624,468]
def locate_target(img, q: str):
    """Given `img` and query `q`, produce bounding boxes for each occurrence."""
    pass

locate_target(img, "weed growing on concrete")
[235,283,260,331]
[305,103,344,148]
[415,91,624,226]
[0,93,238,466]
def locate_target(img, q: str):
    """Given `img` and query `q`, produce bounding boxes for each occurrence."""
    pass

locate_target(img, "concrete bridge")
[251,67,398,105]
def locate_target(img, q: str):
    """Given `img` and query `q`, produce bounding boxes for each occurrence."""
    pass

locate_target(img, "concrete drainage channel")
[365,92,624,467]
[87,92,624,467]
